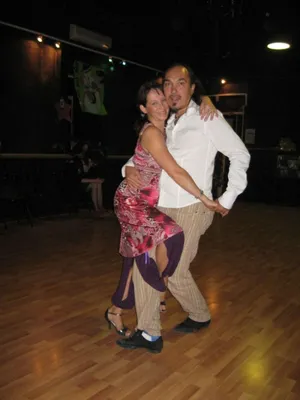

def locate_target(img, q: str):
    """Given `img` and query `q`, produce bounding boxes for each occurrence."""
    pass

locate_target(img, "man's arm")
[121,156,142,188]
[205,112,251,210]
[121,156,134,177]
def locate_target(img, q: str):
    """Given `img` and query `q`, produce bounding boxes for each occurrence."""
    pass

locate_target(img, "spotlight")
[55,42,61,49]
[221,79,226,85]
[37,35,43,43]
[267,42,290,50]
[266,33,291,51]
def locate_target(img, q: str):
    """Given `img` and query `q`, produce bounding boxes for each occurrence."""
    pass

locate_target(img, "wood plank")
[0,203,299,399]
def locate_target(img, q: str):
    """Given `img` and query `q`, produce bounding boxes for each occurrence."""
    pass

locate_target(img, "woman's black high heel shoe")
[104,308,129,337]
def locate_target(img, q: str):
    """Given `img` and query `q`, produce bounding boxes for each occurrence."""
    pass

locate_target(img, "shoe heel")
[104,308,129,337]
[104,309,112,330]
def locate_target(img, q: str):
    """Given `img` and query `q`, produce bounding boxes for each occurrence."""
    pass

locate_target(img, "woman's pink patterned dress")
[111,123,184,308]
[114,124,183,258]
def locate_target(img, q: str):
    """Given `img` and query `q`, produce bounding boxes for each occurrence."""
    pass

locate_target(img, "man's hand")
[200,96,218,121]
[215,200,229,217]
[125,166,142,189]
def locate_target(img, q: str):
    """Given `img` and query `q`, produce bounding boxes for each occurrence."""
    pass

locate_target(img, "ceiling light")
[267,41,290,50]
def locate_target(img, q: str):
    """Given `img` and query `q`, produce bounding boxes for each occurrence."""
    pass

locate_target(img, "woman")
[72,141,104,212]
[105,80,217,336]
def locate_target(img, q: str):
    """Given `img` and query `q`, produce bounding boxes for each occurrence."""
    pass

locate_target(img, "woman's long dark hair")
[134,80,163,134]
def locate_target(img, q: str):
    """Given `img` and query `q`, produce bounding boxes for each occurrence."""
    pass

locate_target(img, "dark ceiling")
[3,0,299,79]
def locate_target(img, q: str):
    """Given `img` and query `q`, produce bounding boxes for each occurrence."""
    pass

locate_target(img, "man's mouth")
[170,95,180,102]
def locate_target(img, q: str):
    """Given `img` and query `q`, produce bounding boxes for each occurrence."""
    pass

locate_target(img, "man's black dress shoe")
[116,330,163,353]
[174,317,211,333]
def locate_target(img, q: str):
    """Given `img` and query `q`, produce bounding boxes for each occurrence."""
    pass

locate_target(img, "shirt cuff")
[121,160,134,177]
[218,191,237,210]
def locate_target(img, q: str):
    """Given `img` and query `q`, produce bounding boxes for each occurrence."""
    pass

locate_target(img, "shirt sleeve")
[121,156,134,177]
[204,112,251,209]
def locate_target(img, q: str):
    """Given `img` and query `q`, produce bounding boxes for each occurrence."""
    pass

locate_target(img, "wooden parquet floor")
[0,203,300,400]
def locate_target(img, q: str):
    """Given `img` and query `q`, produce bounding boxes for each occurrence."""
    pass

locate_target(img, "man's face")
[163,66,195,112]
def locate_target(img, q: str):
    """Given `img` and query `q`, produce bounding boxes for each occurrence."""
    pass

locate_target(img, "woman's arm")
[141,126,217,209]
[199,96,218,121]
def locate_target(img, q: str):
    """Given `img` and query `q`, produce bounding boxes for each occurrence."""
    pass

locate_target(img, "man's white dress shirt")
[122,100,250,210]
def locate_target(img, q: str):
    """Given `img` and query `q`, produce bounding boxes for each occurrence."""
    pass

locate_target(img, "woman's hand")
[199,194,218,211]
[199,96,218,121]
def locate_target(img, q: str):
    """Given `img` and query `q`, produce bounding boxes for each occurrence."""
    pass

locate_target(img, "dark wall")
[60,44,158,155]
[0,27,61,152]
[1,25,299,155]
[246,77,300,149]
[208,76,300,150]
[0,26,158,155]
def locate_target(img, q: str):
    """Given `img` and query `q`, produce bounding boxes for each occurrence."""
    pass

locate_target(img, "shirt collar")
[167,99,199,128]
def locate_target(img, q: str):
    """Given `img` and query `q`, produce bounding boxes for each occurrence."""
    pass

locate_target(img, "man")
[117,63,250,353]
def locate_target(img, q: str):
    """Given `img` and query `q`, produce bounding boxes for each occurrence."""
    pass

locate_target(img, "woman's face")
[140,89,169,123]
